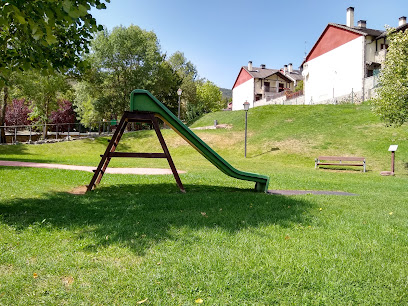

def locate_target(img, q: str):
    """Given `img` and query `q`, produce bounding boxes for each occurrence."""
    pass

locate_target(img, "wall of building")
[365,36,377,63]
[232,78,254,111]
[254,94,305,107]
[303,36,364,104]
[254,75,293,97]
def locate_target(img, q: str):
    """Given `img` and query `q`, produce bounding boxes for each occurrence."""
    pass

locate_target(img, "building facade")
[232,62,302,111]
[302,7,407,104]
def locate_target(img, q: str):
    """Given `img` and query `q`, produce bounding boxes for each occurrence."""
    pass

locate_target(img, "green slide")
[130,89,270,193]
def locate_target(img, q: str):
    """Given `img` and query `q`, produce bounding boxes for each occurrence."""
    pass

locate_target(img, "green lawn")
[1,103,407,304]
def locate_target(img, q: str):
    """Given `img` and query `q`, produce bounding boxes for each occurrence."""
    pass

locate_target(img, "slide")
[129,89,270,193]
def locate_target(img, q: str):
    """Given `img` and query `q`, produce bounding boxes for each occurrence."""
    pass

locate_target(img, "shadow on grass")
[0,158,60,164]
[0,183,316,256]
[0,143,29,155]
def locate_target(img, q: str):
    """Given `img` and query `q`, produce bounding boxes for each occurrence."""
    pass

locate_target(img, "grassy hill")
[191,102,408,172]
[0,102,407,304]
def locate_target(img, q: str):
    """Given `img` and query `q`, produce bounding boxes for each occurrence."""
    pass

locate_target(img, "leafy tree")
[79,25,166,120]
[73,81,103,128]
[14,70,71,138]
[0,0,109,84]
[50,100,76,131]
[148,60,181,114]
[5,98,31,126]
[373,28,408,126]
[295,80,304,92]
[0,0,109,142]
[168,51,198,80]
[168,52,198,117]
[196,80,223,113]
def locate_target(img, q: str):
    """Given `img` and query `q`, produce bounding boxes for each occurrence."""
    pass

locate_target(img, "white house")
[302,7,407,104]
[232,62,303,111]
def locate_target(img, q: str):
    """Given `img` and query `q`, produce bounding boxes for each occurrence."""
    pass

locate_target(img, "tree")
[14,70,71,138]
[373,28,408,126]
[168,52,198,117]
[196,81,223,113]
[50,100,76,131]
[76,25,181,121]
[5,98,31,126]
[0,0,109,142]
[148,60,181,114]
[73,81,103,128]
[0,0,109,84]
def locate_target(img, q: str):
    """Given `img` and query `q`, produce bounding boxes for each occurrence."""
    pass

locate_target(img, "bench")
[315,156,366,172]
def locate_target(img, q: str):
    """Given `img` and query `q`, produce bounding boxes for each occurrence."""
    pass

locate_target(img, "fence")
[0,121,148,144]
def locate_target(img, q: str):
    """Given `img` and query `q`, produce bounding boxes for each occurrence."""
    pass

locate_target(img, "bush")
[49,100,76,131]
[5,99,31,126]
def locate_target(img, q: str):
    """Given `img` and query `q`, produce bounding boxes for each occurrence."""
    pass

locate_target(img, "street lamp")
[177,88,182,119]
[243,101,250,158]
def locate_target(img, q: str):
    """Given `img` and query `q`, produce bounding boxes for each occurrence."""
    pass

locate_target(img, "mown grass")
[1,102,408,304]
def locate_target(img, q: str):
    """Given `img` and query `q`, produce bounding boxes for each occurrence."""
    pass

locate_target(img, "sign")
[388,145,398,152]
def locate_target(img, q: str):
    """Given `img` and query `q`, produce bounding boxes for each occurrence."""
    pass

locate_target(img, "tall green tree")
[196,80,223,113]
[14,70,71,138]
[76,25,183,122]
[373,28,408,126]
[78,25,170,121]
[168,52,198,117]
[0,0,109,142]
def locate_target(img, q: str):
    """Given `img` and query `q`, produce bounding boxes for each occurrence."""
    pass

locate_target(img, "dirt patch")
[267,138,316,154]
[192,124,233,130]
[68,185,88,195]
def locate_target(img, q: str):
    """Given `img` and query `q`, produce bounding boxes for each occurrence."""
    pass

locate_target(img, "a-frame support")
[87,111,185,193]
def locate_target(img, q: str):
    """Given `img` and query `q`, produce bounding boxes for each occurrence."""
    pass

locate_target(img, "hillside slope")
[191,103,408,172]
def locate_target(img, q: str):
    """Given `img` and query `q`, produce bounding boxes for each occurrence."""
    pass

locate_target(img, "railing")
[374,49,387,63]
[265,91,286,101]
[286,90,303,101]
[0,121,145,144]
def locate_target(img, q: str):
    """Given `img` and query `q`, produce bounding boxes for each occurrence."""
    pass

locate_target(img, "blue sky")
[91,0,407,89]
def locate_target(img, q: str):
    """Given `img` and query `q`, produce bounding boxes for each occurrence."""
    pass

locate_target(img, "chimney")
[288,63,293,73]
[357,20,366,28]
[248,61,253,71]
[347,7,354,27]
[261,64,266,69]
[399,16,407,27]
[283,65,287,74]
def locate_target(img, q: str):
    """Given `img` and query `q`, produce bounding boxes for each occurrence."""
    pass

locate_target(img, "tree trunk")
[42,99,49,139]
[0,86,8,144]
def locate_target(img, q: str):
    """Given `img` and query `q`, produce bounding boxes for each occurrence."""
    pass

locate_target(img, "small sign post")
[381,145,398,176]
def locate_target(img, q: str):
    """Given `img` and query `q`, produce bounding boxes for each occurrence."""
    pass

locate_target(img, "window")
[264,82,270,92]
[278,83,284,92]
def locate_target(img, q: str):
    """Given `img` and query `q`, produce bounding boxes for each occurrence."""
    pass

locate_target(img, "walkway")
[0,160,186,175]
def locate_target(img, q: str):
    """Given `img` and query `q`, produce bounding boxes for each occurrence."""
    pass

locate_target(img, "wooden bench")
[315,156,366,172]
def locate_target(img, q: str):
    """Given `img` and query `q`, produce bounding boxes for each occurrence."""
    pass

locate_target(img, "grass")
[0,102,408,304]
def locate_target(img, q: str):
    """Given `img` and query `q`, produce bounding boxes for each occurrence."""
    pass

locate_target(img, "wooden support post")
[87,111,185,193]
[150,114,185,193]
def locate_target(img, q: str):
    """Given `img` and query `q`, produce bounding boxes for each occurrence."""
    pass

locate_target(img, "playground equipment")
[87,89,270,193]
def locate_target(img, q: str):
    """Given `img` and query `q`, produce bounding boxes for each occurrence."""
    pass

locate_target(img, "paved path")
[268,190,357,196]
[0,160,186,175]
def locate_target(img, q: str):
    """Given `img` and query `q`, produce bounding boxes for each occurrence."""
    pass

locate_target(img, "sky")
[90,0,407,89]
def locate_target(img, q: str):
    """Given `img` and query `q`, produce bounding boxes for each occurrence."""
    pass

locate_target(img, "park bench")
[315,156,366,172]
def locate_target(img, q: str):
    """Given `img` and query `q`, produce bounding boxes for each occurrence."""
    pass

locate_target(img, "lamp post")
[243,101,250,158]
[177,88,182,119]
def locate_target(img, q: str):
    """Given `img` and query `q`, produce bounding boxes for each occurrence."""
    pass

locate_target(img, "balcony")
[374,49,387,64]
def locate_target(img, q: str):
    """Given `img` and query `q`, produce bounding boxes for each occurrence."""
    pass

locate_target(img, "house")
[232,62,303,111]
[302,7,407,104]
